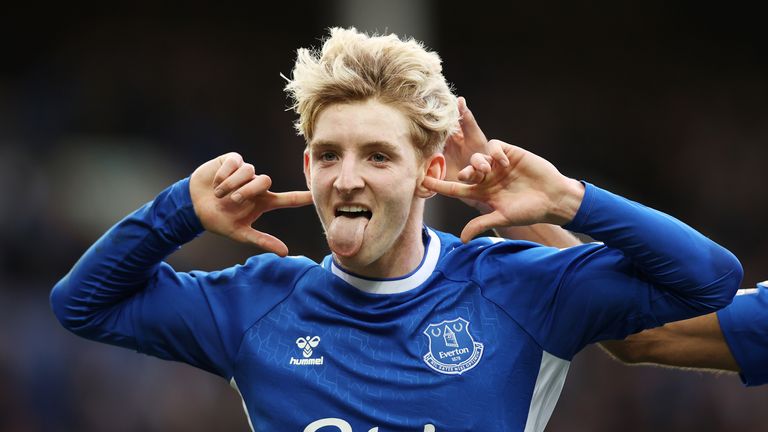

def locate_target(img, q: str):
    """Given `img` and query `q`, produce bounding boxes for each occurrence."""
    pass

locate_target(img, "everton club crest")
[422,317,484,375]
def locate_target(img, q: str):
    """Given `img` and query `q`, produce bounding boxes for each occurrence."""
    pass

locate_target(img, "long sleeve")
[562,182,742,310]
[477,182,743,359]
[49,178,313,378]
[50,178,204,344]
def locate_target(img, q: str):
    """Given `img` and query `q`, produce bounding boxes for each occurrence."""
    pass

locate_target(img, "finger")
[487,139,510,167]
[215,163,257,198]
[470,153,493,174]
[235,227,290,257]
[457,165,485,184]
[457,97,488,149]
[267,190,314,209]
[230,174,272,203]
[421,176,472,198]
[460,211,509,243]
[446,123,464,145]
[457,165,476,182]
[213,153,244,188]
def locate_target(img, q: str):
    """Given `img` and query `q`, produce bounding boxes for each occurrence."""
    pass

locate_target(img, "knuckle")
[222,153,242,168]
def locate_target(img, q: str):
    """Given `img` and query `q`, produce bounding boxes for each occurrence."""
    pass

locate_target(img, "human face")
[304,99,435,278]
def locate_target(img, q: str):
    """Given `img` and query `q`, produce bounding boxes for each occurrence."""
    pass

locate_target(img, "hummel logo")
[290,335,324,366]
[296,336,321,358]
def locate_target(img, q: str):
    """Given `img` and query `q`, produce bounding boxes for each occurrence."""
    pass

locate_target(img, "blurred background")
[1,1,766,431]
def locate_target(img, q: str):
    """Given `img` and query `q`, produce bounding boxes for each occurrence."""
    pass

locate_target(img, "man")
[451,97,766,388]
[50,27,742,431]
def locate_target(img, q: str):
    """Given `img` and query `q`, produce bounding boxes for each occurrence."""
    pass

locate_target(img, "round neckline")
[324,227,441,295]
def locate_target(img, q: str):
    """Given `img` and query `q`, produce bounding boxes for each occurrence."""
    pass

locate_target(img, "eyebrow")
[309,140,403,155]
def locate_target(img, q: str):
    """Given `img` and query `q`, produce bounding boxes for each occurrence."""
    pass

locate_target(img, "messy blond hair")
[284,27,458,157]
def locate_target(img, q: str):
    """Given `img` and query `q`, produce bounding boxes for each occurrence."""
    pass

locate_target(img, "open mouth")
[335,205,372,220]
[328,204,372,257]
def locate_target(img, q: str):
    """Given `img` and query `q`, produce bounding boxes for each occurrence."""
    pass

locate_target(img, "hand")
[443,97,509,210]
[189,152,313,256]
[423,141,584,242]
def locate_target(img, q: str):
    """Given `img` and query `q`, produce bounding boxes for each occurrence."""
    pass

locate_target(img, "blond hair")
[284,27,458,157]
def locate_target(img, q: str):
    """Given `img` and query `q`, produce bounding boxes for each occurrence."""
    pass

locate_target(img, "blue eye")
[320,152,337,162]
[371,153,388,163]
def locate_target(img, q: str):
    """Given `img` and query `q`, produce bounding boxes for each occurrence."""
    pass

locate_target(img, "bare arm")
[600,313,739,372]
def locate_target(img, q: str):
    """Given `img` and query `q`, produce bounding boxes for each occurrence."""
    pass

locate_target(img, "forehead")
[310,100,413,151]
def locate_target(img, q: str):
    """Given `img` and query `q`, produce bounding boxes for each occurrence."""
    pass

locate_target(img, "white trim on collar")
[330,228,441,295]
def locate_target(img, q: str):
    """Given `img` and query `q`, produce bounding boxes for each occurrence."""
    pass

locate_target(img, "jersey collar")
[325,227,441,295]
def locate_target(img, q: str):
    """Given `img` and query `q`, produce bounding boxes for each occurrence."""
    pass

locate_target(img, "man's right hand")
[189,152,313,256]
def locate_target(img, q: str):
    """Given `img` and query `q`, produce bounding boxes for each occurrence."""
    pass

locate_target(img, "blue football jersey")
[718,280,768,386]
[51,178,742,431]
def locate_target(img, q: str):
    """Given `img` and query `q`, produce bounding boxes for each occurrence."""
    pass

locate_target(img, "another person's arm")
[599,312,739,371]
[603,282,768,386]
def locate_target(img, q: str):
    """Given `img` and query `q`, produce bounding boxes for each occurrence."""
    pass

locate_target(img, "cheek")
[308,174,333,212]
[310,170,334,190]
[380,165,418,187]
[378,178,418,213]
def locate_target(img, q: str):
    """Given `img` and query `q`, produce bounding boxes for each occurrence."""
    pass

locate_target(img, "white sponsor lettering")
[304,418,435,432]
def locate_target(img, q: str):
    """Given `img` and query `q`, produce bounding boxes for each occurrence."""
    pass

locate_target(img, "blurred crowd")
[1,3,766,431]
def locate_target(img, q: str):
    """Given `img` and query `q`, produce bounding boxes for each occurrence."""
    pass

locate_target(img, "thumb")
[235,227,290,257]
[460,211,508,243]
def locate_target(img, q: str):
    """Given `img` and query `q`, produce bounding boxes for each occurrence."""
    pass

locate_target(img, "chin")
[331,246,376,269]
[332,248,366,264]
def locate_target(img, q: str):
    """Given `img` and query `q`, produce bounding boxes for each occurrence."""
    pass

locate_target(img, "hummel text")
[290,356,324,366]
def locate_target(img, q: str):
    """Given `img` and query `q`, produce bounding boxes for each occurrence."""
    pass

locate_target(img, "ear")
[303,149,312,190]
[416,153,446,198]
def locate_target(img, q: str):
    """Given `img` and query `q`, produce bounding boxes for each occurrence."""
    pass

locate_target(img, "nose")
[333,157,364,195]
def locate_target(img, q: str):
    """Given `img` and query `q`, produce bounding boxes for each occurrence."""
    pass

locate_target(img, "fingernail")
[231,193,242,203]
[214,187,224,198]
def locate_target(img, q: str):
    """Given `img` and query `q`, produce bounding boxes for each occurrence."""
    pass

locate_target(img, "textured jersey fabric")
[50,178,742,431]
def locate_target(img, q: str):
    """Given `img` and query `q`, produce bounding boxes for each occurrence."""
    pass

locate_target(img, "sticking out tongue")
[327,215,369,257]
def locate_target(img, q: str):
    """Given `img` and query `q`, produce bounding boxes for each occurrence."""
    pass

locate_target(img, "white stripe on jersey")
[330,228,441,294]
[735,288,759,296]
[486,236,601,251]
[524,351,570,432]
[230,377,255,432]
